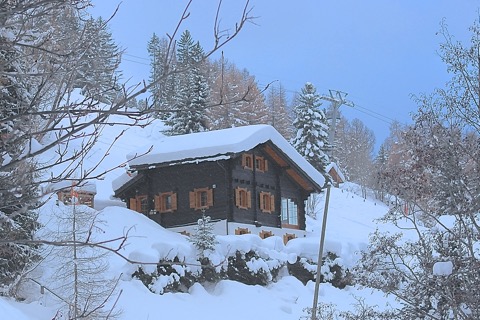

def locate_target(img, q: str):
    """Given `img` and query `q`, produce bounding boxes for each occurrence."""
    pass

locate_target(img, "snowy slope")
[1,115,402,319]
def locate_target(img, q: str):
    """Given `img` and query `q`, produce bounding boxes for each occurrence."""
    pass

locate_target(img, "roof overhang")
[261,142,323,192]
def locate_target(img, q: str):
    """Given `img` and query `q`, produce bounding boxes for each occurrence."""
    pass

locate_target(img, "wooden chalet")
[325,162,346,187]
[45,181,97,208]
[113,125,325,243]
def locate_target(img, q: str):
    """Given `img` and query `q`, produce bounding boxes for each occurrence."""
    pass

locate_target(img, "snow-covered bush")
[288,252,351,288]
[132,258,194,294]
[133,248,286,291]
[225,250,281,286]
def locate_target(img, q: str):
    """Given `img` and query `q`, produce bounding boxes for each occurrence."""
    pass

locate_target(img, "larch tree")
[265,82,293,139]
[291,82,330,178]
[339,118,375,198]
[1,0,253,301]
[207,59,268,129]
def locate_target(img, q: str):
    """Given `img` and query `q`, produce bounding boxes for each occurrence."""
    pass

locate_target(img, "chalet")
[325,162,346,187]
[112,125,325,243]
[45,181,97,208]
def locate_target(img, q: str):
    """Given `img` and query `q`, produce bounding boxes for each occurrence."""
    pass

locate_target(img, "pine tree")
[189,213,218,256]
[0,16,41,295]
[164,30,209,135]
[291,82,330,177]
[74,17,122,103]
[147,33,176,117]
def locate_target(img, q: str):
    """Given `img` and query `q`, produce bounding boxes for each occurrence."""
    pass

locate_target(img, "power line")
[349,105,394,125]
[124,53,150,61]
[122,58,150,66]
[118,53,401,126]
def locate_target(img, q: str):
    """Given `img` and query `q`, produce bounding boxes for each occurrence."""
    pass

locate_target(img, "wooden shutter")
[264,159,268,171]
[270,194,275,212]
[259,192,265,212]
[246,190,252,209]
[189,191,196,209]
[241,154,247,167]
[129,198,137,212]
[207,188,214,207]
[154,195,161,212]
[235,188,240,207]
[171,193,177,211]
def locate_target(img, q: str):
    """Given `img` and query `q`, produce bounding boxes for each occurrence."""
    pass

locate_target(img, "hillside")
[0,115,401,319]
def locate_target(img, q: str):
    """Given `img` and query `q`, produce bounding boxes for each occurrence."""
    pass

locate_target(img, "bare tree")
[354,17,480,319]
[334,117,375,198]
[1,0,254,299]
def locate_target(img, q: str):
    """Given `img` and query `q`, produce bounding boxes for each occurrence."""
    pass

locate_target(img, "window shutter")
[241,154,247,167]
[270,194,275,212]
[129,198,137,212]
[264,159,268,171]
[259,192,265,212]
[171,193,177,211]
[247,190,252,208]
[189,191,196,209]
[154,195,161,212]
[207,188,214,207]
[235,188,240,207]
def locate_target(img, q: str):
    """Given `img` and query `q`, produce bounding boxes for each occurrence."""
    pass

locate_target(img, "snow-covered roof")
[326,162,346,183]
[112,171,138,194]
[44,180,97,194]
[125,125,325,188]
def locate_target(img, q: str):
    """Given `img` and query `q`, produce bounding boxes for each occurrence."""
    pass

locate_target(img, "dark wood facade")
[114,142,321,232]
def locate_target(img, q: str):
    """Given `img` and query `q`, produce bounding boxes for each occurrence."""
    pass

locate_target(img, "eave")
[261,142,323,192]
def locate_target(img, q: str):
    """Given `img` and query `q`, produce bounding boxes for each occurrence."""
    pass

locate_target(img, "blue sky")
[90,0,479,150]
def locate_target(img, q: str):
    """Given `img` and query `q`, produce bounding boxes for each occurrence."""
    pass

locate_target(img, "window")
[259,191,275,213]
[235,187,252,209]
[242,153,253,170]
[235,227,251,235]
[129,195,149,215]
[155,192,177,213]
[189,187,214,210]
[259,230,273,239]
[255,156,268,172]
[283,233,296,244]
[281,198,299,227]
[58,191,95,208]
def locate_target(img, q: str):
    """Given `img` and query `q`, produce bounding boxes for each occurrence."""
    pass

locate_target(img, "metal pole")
[311,184,332,320]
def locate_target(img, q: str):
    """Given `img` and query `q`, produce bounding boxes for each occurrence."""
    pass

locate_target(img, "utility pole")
[319,90,355,149]
[311,184,332,320]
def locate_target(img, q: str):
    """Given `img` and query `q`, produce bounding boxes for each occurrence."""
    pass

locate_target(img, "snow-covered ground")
[0,115,403,319]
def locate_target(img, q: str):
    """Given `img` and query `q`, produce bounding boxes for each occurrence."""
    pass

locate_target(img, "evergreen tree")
[189,213,218,256]
[147,33,176,116]
[75,17,122,103]
[0,26,40,296]
[164,30,209,135]
[291,82,330,177]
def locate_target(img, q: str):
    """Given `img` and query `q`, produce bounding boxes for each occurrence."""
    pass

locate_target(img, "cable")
[118,53,402,125]
[124,53,150,61]
[122,58,150,66]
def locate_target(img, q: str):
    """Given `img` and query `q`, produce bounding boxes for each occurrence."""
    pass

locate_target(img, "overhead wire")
[119,52,401,126]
